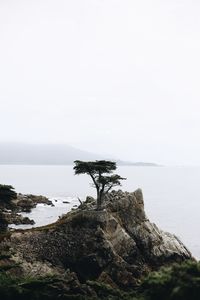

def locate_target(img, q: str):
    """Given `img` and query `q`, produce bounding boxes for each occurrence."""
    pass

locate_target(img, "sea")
[0,165,199,259]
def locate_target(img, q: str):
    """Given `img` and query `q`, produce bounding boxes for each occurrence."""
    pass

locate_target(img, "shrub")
[141,260,200,300]
[0,185,17,203]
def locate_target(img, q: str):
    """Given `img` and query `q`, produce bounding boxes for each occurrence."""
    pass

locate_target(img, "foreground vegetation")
[142,260,200,300]
[0,260,199,300]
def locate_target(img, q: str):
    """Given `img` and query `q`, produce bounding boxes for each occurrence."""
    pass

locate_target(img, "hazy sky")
[0,0,200,165]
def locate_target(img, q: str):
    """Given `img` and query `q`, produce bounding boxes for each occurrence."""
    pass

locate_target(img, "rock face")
[0,189,192,288]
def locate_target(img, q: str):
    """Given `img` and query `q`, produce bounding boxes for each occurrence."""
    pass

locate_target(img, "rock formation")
[0,193,53,226]
[0,189,192,291]
[14,193,54,212]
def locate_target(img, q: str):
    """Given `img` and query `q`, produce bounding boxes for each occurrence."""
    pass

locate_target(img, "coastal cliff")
[0,189,192,292]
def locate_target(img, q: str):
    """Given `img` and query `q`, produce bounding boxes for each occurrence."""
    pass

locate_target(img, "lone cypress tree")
[74,160,126,210]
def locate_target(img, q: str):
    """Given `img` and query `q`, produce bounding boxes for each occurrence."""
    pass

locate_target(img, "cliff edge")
[0,189,192,289]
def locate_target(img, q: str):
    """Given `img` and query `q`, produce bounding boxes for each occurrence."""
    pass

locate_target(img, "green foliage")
[0,185,17,231]
[141,260,200,300]
[74,160,117,175]
[74,160,126,209]
[0,273,65,300]
[1,260,199,299]
[0,185,17,203]
[0,212,8,232]
[87,280,140,300]
[0,271,142,300]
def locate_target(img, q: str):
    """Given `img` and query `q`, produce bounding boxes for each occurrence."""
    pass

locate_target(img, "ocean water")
[0,165,200,259]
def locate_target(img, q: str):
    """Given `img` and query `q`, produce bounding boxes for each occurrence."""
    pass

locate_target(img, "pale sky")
[0,0,200,165]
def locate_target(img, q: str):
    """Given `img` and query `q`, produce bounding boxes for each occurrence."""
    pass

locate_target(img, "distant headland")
[0,143,161,166]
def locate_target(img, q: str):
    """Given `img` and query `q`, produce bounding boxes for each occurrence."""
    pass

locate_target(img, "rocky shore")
[1,193,53,226]
[0,189,193,299]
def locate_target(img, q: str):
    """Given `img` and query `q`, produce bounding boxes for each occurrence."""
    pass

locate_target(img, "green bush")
[141,260,200,300]
[1,260,200,300]
[87,280,140,299]
[0,185,17,203]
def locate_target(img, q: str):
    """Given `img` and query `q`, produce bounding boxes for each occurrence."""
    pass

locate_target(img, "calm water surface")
[0,165,199,259]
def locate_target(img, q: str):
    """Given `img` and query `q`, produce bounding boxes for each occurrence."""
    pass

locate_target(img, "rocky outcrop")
[0,189,192,289]
[4,212,35,225]
[0,194,53,226]
[104,190,190,265]
[14,193,54,212]
[0,193,53,212]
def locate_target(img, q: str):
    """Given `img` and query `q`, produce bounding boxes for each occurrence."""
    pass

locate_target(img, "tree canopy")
[0,185,16,231]
[74,160,126,209]
[0,185,17,203]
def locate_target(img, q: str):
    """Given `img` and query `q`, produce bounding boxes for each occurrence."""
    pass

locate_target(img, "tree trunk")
[96,189,101,210]
[97,189,104,210]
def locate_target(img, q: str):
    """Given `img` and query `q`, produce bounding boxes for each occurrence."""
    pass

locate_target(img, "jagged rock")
[15,194,54,212]
[0,194,53,227]
[0,189,192,289]
[0,193,53,213]
[4,213,35,225]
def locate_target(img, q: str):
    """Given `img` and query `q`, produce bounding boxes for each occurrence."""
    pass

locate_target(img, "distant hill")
[0,143,160,166]
[0,143,102,165]
[117,160,160,166]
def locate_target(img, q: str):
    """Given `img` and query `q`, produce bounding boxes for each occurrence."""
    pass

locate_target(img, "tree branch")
[104,183,114,194]
[89,171,99,191]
